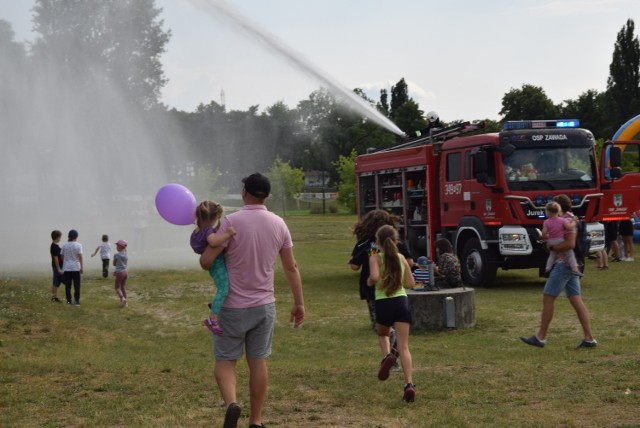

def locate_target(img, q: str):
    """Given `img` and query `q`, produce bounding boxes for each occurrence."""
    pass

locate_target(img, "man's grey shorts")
[213,302,276,360]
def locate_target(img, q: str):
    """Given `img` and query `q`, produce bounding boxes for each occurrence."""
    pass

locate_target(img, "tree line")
[1,1,638,194]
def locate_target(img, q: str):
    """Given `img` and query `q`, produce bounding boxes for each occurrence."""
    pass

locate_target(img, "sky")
[1,0,639,124]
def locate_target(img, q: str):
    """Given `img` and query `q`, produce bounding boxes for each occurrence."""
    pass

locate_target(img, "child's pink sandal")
[203,318,223,336]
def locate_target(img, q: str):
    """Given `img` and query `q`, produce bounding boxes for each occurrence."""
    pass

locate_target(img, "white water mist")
[0,22,196,273]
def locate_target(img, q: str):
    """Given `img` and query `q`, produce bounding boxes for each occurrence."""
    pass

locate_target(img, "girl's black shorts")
[374,295,412,326]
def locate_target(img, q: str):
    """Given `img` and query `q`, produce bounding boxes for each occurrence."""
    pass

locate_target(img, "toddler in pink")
[542,201,581,275]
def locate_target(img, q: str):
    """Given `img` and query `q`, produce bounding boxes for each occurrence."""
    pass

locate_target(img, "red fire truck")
[355,119,640,287]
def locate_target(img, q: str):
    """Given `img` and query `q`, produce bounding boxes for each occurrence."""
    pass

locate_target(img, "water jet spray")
[187,0,405,136]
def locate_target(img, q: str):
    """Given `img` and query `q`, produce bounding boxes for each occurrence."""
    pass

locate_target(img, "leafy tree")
[606,19,640,133]
[297,89,338,134]
[0,20,28,136]
[296,88,390,182]
[377,88,389,116]
[177,99,281,175]
[175,84,401,183]
[594,138,607,161]
[352,88,374,104]
[172,101,227,169]
[30,0,170,109]
[173,98,301,182]
[345,118,396,155]
[334,150,358,213]
[263,101,301,164]
[389,78,409,120]
[0,20,26,68]
[386,78,427,135]
[266,157,304,216]
[499,84,559,121]
[481,119,502,133]
[344,89,397,154]
[391,99,427,135]
[225,106,276,172]
[189,166,228,202]
[560,89,610,139]
[295,89,345,178]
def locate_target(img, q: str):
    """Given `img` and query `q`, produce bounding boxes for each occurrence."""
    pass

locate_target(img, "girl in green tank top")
[367,225,417,402]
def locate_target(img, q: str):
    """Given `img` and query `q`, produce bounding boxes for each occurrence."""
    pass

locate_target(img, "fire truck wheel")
[461,237,496,288]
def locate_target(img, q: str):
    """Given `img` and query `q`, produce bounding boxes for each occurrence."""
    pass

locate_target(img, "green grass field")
[1,215,639,427]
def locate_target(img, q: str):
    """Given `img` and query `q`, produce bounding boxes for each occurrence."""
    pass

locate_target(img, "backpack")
[573,219,591,261]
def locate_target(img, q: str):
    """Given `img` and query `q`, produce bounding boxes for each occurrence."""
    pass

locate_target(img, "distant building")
[304,170,330,187]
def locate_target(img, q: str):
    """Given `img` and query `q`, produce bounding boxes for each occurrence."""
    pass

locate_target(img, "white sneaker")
[624,257,635,262]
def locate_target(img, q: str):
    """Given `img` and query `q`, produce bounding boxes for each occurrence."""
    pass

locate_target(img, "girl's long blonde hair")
[194,200,223,231]
[376,225,402,296]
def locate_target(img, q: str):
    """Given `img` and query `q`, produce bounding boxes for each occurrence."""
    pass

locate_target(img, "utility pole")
[321,169,326,214]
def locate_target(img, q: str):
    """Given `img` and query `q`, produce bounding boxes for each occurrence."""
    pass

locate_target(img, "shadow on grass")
[481,269,546,291]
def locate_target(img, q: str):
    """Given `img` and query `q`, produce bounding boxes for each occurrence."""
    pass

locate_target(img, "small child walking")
[113,240,129,307]
[367,225,417,402]
[91,234,111,278]
[190,200,236,335]
[542,201,582,275]
[50,230,63,302]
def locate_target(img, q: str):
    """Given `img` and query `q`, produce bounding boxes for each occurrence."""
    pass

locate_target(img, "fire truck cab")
[597,140,640,223]
[355,119,640,287]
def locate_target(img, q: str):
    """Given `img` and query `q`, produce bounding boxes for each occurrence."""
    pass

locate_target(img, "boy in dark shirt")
[50,230,63,302]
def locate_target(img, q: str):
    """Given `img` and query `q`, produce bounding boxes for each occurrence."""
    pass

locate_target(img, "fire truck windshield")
[503,147,595,190]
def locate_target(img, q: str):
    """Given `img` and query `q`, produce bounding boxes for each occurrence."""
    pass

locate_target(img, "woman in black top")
[349,209,413,331]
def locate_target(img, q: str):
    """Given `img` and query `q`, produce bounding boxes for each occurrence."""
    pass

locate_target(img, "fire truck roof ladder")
[377,121,486,152]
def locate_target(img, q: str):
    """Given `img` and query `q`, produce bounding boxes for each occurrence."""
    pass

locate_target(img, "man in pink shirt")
[200,173,305,428]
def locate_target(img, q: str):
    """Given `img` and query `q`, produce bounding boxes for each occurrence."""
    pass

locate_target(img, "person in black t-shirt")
[50,230,63,303]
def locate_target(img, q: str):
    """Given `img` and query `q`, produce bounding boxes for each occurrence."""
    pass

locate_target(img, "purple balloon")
[155,183,197,225]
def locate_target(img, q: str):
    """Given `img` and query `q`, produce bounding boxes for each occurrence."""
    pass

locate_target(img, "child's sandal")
[203,318,223,336]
